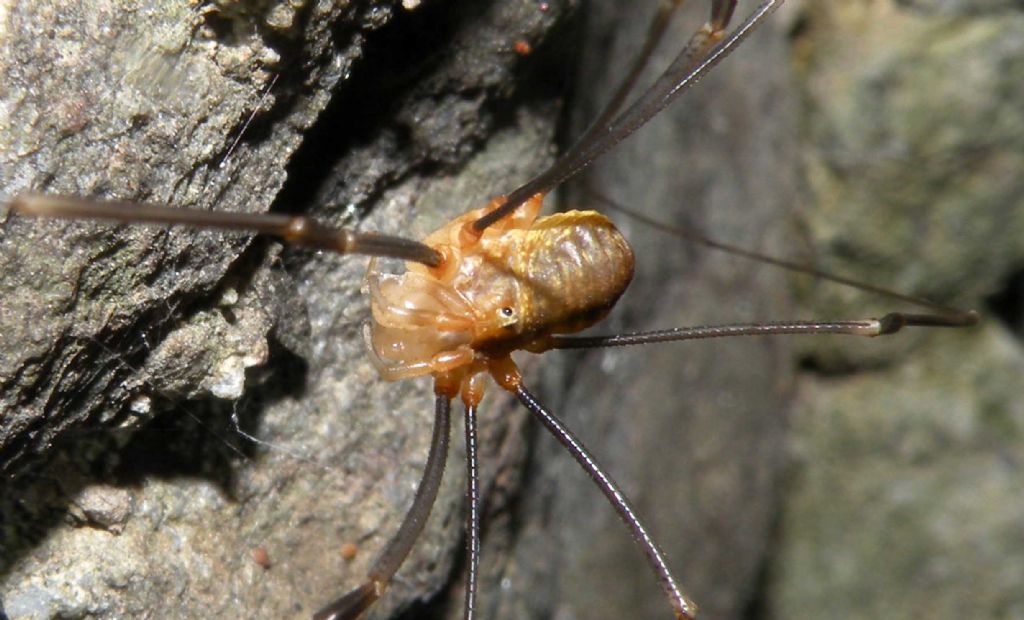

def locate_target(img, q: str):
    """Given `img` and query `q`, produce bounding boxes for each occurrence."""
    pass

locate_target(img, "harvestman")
[8,1,978,618]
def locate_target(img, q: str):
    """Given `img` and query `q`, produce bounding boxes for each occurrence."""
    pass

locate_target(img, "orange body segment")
[366,196,635,387]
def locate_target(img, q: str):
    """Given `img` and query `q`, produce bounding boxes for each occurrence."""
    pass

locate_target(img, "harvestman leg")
[473,0,781,231]
[502,314,978,620]
[317,391,487,620]
[547,313,978,351]
[514,382,698,620]
[462,404,482,620]
[313,393,452,620]
[8,194,443,267]
[588,191,983,318]
[568,0,708,161]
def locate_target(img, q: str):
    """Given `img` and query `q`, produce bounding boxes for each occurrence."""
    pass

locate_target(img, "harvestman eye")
[4,1,980,619]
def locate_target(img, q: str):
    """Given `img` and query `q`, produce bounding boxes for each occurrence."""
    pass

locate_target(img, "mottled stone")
[774,324,1024,619]
[794,1,1024,367]
[769,2,1024,620]
[0,0,573,618]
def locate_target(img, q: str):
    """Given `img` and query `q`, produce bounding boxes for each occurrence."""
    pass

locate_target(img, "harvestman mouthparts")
[6,0,979,619]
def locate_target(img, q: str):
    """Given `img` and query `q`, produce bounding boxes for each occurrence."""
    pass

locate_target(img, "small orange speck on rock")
[340,542,359,561]
[252,546,271,569]
[514,40,532,56]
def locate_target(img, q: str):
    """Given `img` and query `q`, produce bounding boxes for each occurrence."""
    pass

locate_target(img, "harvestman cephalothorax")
[3,1,981,618]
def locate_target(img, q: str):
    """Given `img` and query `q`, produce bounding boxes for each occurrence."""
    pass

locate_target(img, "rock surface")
[1,0,571,618]
[770,3,1024,619]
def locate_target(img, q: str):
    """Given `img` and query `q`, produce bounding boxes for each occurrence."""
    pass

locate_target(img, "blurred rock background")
[770,3,1024,619]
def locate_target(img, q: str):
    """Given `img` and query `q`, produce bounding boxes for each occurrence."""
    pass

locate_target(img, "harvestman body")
[8,1,978,618]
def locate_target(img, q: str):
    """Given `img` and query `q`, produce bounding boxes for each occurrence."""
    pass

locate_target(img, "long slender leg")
[473,0,780,232]
[8,193,442,267]
[514,382,697,620]
[710,0,737,30]
[564,0,690,166]
[546,312,979,350]
[462,403,481,620]
[588,190,981,319]
[313,393,452,620]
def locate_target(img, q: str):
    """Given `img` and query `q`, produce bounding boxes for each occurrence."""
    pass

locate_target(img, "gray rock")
[769,3,1024,620]
[774,324,1024,620]
[794,1,1024,368]
[1,0,572,618]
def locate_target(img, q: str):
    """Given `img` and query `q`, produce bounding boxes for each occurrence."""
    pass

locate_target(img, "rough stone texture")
[793,0,1024,369]
[775,325,1024,620]
[0,0,572,618]
[769,2,1024,620]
